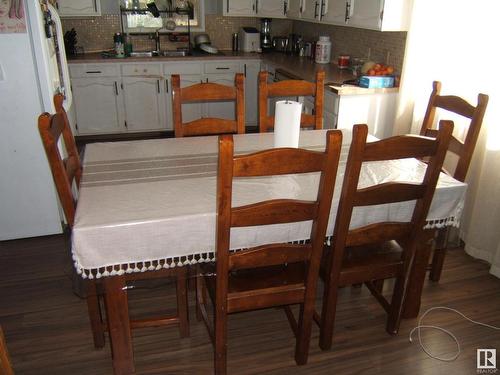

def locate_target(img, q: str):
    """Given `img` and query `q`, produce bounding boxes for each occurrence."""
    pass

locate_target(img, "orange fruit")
[386,66,394,74]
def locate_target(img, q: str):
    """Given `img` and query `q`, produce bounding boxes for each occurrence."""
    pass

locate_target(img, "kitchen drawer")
[163,62,202,75]
[204,61,240,74]
[121,64,162,76]
[69,64,119,78]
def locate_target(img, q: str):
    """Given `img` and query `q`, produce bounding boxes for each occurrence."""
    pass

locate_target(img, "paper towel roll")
[273,100,303,148]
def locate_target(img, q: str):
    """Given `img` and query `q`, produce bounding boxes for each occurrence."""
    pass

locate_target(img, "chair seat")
[201,262,307,313]
[321,240,404,286]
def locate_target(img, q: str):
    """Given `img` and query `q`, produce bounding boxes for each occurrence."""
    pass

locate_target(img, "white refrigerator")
[0,0,73,240]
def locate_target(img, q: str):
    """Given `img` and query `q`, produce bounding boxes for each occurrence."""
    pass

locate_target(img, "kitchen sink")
[128,50,190,58]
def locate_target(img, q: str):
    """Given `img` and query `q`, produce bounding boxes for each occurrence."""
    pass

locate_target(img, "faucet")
[150,29,161,55]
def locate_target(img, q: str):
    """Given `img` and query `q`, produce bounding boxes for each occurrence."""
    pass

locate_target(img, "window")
[121,0,204,33]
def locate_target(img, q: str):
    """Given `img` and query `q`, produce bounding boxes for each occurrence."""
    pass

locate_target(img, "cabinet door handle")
[320,0,326,18]
[206,78,209,83]
[157,80,160,93]
[114,81,118,95]
[165,80,169,93]
[227,0,229,13]
[93,0,97,12]
[216,67,230,70]
[314,1,319,18]
[86,71,102,74]
[345,1,350,22]
[283,0,287,15]
[244,64,247,77]
[255,0,258,13]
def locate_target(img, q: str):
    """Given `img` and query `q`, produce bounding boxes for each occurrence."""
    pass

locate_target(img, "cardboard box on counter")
[359,75,395,88]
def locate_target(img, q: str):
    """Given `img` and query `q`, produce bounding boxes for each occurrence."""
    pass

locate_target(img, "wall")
[292,21,406,73]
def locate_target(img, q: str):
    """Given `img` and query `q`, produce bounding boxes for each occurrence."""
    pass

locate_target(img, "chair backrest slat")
[233,147,325,177]
[420,80,489,182]
[231,200,318,227]
[172,73,245,137]
[346,222,413,247]
[259,70,325,132]
[363,135,438,161]
[354,183,427,207]
[229,243,312,271]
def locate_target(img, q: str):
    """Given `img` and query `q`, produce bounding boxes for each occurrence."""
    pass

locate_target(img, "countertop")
[68,51,399,96]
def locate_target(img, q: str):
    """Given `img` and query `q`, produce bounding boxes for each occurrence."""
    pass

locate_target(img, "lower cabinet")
[71,77,124,135]
[121,77,166,131]
[70,59,260,136]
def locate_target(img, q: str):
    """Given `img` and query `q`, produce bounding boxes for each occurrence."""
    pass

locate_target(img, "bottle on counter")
[315,35,331,64]
[114,32,125,58]
[232,33,239,52]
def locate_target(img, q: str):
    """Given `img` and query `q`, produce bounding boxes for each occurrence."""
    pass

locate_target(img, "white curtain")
[394,0,500,277]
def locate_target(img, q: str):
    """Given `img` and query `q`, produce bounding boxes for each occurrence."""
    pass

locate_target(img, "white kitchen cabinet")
[300,0,321,21]
[57,0,101,17]
[288,0,411,31]
[320,0,348,24]
[241,60,260,127]
[287,0,304,19]
[219,0,288,18]
[121,77,167,132]
[71,77,123,134]
[331,90,398,139]
[219,0,256,16]
[257,0,287,18]
[204,74,236,120]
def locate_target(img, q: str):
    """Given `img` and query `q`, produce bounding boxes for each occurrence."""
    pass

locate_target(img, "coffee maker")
[260,18,272,51]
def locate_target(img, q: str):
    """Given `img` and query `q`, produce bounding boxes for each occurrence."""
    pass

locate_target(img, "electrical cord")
[409,306,500,362]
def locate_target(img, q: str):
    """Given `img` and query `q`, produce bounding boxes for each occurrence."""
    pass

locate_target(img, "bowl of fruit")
[359,62,397,88]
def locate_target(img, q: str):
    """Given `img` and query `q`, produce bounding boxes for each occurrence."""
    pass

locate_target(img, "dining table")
[72,129,467,374]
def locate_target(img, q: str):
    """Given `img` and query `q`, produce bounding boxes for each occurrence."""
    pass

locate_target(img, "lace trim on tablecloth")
[74,217,459,280]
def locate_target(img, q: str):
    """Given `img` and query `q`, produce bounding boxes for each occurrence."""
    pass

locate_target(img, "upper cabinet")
[219,0,288,18]
[287,0,412,31]
[57,0,101,17]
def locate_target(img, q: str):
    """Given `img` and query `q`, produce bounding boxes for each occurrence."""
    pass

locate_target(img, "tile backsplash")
[292,21,407,73]
[61,15,406,72]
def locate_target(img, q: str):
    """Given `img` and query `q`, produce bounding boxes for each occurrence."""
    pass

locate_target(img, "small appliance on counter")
[239,27,260,52]
[272,36,288,52]
[260,18,272,51]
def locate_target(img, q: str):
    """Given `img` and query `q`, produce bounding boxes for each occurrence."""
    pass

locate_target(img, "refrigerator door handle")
[48,3,72,111]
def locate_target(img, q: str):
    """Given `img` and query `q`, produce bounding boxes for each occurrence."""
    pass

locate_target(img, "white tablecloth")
[72,129,467,279]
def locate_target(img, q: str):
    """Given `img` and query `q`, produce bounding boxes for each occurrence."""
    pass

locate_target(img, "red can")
[338,55,350,69]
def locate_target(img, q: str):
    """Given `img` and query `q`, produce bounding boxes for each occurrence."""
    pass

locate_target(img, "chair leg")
[214,306,228,375]
[176,267,190,338]
[86,280,105,348]
[386,275,406,335]
[195,266,204,322]
[429,227,449,282]
[0,325,14,375]
[295,302,314,366]
[319,282,339,351]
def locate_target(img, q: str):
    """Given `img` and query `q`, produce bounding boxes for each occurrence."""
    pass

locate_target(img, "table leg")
[103,276,134,375]
[403,229,435,319]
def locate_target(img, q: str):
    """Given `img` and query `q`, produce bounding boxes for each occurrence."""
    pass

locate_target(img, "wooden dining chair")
[318,121,453,350]
[171,73,245,137]
[196,130,343,374]
[420,81,489,282]
[258,70,325,133]
[38,94,189,351]
[0,325,14,375]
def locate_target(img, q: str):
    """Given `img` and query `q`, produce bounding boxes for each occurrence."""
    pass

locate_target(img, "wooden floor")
[1,234,499,375]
